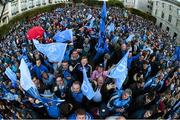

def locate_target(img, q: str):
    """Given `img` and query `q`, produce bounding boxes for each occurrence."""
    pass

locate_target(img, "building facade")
[0,0,69,26]
[152,0,180,44]
[134,0,153,14]
[122,0,136,8]
[119,0,153,14]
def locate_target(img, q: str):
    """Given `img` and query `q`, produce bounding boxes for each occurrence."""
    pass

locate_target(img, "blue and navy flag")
[81,68,95,100]
[33,40,67,63]
[53,29,73,43]
[108,50,130,89]
[5,67,17,88]
[107,22,115,34]
[96,0,109,52]
[173,46,180,61]
[19,59,41,100]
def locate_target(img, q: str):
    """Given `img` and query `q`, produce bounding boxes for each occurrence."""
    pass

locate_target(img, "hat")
[133,73,139,82]
[98,63,104,68]
[40,90,54,98]
[124,89,132,96]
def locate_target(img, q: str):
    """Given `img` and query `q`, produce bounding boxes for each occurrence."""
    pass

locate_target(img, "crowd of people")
[0,4,179,119]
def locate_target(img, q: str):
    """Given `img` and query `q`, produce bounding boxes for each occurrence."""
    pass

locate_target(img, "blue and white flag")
[85,17,95,29]
[33,40,67,63]
[125,34,135,43]
[19,59,41,99]
[5,67,17,88]
[0,84,19,101]
[87,14,92,20]
[53,29,73,43]
[108,50,130,89]
[81,68,95,100]
[107,22,115,34]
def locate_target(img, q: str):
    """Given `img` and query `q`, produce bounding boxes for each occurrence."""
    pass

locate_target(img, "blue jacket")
[71,91,84,103]
[32,65,48,80]
[144,76,164,91]
[113,90,131,109]
[107,90,131,112]
[68,112,93,120]
[127,54,140,70]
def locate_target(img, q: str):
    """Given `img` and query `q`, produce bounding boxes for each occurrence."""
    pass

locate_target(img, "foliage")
[107,0,124,7]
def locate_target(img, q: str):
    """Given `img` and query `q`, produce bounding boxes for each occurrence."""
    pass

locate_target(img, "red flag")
[27,26,45,40]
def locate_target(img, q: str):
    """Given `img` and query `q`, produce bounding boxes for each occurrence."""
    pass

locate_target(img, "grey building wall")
[152,0,180,44]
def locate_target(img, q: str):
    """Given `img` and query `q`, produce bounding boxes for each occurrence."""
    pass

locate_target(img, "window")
[2,17,6,23]
[176,19,180,27]
[161,12,164,18]
[169,5,172,10]
[173,33,177,39]
[155,9,157,15]
[29,0,34,8]
[166,27,169,31]
[168,15,172,22]
[36,0,41,6]
[156,1,158,6]
[162,3,164,8]
[178,9,180,15]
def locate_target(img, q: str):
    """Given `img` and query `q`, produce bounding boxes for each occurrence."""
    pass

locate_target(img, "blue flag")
[174,46,180,61]
[19,59,41,99]
[108,50,129,89]
[107,22,115,34]
[94,0,109,61]
[33,40,67,63]
[5,67,17,88]
[125,34,135,43]
[98,0,106,47]
[53,29,73,43]
[81,68,95,100]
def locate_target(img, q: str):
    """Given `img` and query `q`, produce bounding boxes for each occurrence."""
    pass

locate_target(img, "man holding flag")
[19,59,65,118]
[108,50,130,90]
